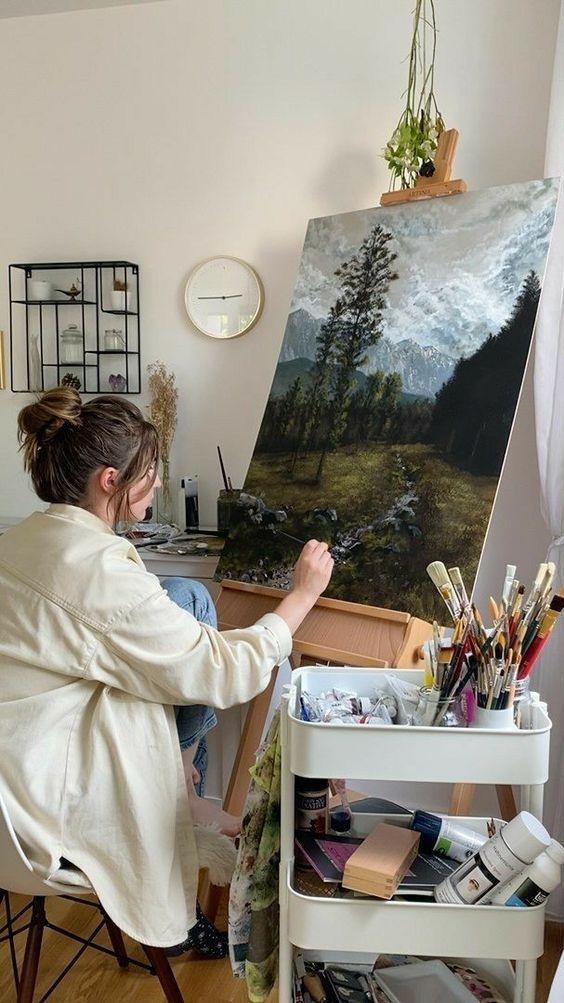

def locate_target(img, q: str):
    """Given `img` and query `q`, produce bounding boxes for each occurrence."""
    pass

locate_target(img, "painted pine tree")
[315,223,398,480]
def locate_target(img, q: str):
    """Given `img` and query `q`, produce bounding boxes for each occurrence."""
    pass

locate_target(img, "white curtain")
[533,0,564,921]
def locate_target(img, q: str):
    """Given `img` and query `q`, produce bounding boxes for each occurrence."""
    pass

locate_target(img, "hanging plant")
[384,0,445,190]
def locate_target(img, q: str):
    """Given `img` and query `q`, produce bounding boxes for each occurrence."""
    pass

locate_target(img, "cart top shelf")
[284,667,551,786]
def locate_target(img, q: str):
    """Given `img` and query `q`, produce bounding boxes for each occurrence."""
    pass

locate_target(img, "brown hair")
[17,386,159,523]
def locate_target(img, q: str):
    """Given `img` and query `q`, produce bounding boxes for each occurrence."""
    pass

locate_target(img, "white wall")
[0,0,560,822]
[0,0,559,535]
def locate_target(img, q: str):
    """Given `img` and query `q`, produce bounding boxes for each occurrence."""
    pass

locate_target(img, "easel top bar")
[218,579,411,624]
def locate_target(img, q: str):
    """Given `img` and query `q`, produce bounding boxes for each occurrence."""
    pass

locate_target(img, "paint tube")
[410,810,489,863]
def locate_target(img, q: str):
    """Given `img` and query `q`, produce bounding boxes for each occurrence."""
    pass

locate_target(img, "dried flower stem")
[147,361,178,462]
[147,362,178,523]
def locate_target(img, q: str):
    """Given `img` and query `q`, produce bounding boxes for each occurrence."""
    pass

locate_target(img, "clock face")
[185,257,263,339]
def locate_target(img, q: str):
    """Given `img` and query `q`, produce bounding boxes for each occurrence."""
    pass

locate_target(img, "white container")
[110,290,132,311]
[29,278,52,300]
[434,811,551,905]
[472,707,516,730]
[491,839,564,906]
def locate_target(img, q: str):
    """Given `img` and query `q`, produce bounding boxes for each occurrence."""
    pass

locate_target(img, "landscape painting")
[217,179,559,621]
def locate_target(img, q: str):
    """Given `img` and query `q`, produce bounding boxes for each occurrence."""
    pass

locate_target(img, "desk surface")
[0,516,222,583]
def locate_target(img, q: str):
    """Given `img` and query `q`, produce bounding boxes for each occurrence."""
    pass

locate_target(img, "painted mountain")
[279,308,456,397]
[217,179,559,621]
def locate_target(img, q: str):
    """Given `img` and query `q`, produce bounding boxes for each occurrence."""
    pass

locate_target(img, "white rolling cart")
[279,667,552,1003]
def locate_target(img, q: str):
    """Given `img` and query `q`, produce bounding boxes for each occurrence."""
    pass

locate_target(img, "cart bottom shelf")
[292,952,517,1002]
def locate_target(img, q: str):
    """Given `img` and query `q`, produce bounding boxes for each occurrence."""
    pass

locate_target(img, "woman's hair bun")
[18,386,82,469]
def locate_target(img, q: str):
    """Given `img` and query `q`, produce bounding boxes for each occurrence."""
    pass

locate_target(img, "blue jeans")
[161,577,218,796]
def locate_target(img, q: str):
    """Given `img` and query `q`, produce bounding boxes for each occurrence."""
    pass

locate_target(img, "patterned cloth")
[228,711,282,1002]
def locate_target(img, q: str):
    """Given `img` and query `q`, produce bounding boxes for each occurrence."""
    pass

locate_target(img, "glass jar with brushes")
[513,677,531,729]
[414,686,468,728]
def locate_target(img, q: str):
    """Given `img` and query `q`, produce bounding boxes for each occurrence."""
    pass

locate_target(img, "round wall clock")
[184,256,264,339]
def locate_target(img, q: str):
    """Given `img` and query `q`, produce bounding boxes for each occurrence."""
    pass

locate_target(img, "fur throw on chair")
[193,824,237,887]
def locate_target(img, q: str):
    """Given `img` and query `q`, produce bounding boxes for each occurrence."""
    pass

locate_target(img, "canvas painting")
[217,179,559,620]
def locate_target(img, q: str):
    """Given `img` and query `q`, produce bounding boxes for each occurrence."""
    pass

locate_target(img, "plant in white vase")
[110,278,132,312]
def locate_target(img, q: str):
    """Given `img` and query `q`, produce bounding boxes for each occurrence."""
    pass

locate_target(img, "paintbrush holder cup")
[471,707,516,730]
[513,678,531,729]
[217,489,242,534]
[414,687,468,728]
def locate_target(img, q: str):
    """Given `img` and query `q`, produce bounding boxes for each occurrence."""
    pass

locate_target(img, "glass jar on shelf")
[104,329,125,352]
[59,325,83,364]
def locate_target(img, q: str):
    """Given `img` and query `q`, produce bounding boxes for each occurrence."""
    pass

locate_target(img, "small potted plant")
[110,277,132,312]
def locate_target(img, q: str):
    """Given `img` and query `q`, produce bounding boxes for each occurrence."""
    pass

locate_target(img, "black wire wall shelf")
[9,260,141,394]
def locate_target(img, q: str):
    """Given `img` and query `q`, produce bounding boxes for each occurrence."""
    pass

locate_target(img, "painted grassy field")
[218,442,496,621]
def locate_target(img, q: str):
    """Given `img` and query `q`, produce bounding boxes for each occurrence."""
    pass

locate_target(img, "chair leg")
[100,908,129,968]
[142,946,185,1003]
[1,889,20,992]
[18,896,46,1003]
[198,878,223,923]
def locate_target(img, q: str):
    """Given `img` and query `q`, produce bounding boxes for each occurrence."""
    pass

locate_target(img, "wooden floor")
[0,892,561,1002]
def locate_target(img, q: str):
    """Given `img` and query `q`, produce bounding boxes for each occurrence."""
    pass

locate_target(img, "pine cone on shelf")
[61,373,81,390]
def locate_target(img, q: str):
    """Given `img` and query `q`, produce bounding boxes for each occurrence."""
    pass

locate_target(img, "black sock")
[166,903,228,959]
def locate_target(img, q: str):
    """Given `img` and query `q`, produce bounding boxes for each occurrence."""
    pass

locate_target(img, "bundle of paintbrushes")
[423,560,564,727]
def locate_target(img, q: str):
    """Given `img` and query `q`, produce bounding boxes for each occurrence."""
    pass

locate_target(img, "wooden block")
[342,823,420,899]
[415,128,459,185]
[380,179,467,206]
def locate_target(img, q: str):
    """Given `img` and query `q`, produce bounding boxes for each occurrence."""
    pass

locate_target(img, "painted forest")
[218,221,540,621]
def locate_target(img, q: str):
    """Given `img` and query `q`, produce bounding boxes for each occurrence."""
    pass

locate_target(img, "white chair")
[0,787,185,1003]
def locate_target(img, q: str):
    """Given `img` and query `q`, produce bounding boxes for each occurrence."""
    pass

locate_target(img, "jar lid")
[295,774,325,790]
[501,811,551,863]
[410,809,441,849]
[330,809,351,833]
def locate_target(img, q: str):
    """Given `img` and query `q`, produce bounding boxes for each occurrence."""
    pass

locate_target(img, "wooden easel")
[201,136,512,916]
[381,130,516,824]
[380,128,467,206]
[217,579,432,816]
[199,581,432,919]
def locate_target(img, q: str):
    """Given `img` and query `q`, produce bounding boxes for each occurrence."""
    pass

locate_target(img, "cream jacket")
[0,504,292,946]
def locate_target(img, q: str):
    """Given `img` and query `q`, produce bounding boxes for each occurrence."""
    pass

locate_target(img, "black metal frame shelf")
[9,260,141,395]
[12,299,98,307]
